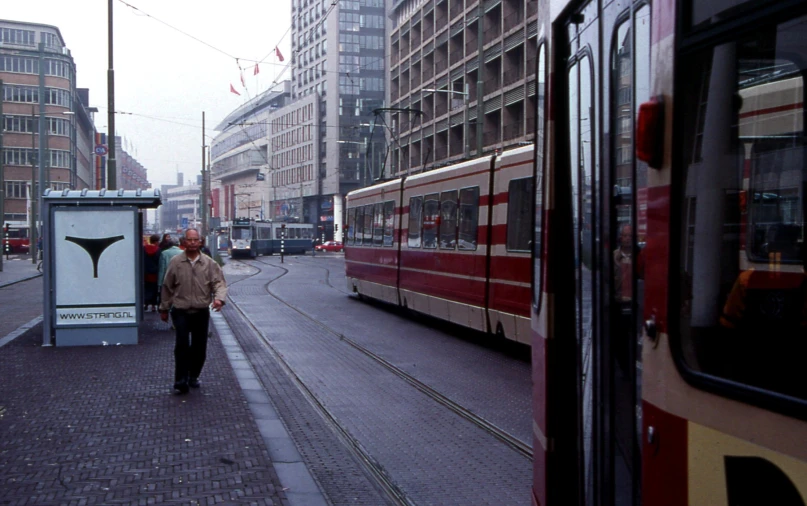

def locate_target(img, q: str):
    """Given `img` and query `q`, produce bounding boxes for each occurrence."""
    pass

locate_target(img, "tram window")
[423,193,439,249]
[676,15,807,403]
[507,178,533,251]
[408,196,423,248]
[362,204,374,245]
[383,200,395,246]
[231,227,250,240]
[347,208,356,245]
[373,202,384,246]
[439,190,458,249]
[458,186,479,250]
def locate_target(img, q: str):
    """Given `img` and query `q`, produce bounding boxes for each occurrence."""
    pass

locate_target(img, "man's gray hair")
[184,228,201,239]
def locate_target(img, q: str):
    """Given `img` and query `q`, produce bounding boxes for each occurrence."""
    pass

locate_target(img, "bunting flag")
[253,63,260,75]
[230,83,241,96]
[275,47,284,62]
[240,70,246,88]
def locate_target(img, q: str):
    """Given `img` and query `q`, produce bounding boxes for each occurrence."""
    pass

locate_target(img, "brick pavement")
[0,312,290,506]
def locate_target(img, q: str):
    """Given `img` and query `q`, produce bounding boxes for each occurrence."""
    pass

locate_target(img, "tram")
[2,221,31,253]
[345,145,533,344]
[530,0,807,504]
[229,218,314,257]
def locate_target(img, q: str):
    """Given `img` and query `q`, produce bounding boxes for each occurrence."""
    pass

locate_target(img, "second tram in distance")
[229,218,314,258]
[344,145,533,345]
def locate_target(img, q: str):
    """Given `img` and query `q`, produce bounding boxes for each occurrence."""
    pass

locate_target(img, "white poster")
[54,208,136,316]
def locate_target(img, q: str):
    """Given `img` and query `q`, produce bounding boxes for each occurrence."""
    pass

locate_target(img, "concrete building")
[161,182,202,233]
[210,84,291,223]
[115,136,150,190]
[0,19,99,223]
[387,0,538,173]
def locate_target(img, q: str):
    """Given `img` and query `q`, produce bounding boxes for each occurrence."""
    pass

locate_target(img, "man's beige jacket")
[159,252,227,311]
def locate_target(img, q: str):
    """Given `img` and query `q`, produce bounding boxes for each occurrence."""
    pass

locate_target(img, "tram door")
[559,2,648,505]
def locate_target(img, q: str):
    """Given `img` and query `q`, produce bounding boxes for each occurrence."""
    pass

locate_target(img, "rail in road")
[222,254,533,505]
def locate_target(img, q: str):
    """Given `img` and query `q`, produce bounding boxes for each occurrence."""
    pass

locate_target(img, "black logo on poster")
[65,235,124,278]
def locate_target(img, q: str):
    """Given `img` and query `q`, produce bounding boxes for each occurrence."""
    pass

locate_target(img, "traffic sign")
[94,145,109,156]
[181,217,189,229]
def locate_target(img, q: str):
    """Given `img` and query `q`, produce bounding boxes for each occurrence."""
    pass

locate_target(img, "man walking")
[159,229,227,394]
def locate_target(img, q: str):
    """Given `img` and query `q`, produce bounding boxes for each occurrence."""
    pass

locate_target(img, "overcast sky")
[4,0,292,188]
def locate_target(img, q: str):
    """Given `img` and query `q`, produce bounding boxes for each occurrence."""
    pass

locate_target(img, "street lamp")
[422,85,470,159]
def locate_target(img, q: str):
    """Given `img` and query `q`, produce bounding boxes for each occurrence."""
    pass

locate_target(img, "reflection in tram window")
[458,187,479,250]
[507,177,533,252]
[439,190,458,249]
[373,202,384,246]
[362,204,374,245]
[422,193,439,249]
[678,15,807,401]
[383,201,395,247]
[408,196,423,248]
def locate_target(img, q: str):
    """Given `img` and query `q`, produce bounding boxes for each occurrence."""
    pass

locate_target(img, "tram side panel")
[488,146,534,344]
[398,157,494,333]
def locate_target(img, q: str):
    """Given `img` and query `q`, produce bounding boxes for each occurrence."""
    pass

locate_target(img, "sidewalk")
[0,254,41,288]
[0,311,292,506]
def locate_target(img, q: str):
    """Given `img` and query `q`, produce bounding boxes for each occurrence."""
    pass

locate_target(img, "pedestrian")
[200,236,212,257]
[159,233,174,253]
[159,229,228,394]
[143,234,161,311]
[158,239,183,293]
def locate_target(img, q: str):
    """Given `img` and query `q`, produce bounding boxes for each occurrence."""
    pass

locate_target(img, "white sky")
[3,0,293,188]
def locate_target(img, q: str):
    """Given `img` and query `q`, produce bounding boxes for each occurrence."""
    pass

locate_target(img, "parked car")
[315,241,344,252]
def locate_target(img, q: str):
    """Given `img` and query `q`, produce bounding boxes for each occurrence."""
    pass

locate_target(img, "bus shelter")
[42,189,162,347]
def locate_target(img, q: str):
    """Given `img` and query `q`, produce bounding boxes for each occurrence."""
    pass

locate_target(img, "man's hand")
[160,311,169,322]
[212,299,224,312]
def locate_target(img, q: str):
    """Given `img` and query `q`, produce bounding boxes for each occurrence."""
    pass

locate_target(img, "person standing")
[143,234,161,311]
[158,239,182,293]
[159,229,227,394]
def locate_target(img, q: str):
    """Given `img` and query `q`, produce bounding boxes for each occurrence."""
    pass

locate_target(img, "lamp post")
[422,85,470,159]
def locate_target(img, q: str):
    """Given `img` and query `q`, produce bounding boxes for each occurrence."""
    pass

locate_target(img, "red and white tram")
[345,145,533,344]
[531,0,807,504]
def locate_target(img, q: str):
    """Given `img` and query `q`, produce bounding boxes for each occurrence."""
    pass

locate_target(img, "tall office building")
[0,20,98,224]
[287,0,387,240]
[388,0,538,173]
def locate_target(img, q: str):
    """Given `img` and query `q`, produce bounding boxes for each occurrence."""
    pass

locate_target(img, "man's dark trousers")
[171,308,210,382]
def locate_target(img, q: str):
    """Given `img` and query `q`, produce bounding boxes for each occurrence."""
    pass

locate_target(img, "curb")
[0,272,42,289]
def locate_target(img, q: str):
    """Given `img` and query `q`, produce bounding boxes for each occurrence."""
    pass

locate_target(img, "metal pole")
[280,226,285,263]
[201,111,207,237]
[107,0,117,189]
[37,42,46,245]
[464,82,470,159]
[476,0,484,155]
[0,78,4,271]
[30,104,37,264]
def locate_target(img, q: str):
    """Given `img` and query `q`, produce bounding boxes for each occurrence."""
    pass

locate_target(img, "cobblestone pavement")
[0,277,43,339]
[0,312,290,506]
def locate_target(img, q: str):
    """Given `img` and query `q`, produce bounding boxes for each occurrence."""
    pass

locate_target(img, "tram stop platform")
[0,259,325,506]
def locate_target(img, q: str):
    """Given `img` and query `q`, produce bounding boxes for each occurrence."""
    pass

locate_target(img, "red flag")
[240,70,246,87]
[230,83,241,96]
[253,63,260,75]
[275,47,284,62]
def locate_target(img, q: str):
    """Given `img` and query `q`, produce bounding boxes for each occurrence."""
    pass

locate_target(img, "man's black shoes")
[173,379,189,394]
[188,377,200,388]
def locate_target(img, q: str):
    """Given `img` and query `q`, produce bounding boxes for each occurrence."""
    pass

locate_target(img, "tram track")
[228,256,533,462]
[224,257,411,506]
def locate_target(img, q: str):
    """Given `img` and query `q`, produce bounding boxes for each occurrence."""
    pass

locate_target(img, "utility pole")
[30,104,37,265]
[201,111,207,237]
[107,0,117,189]
[476,0,484,156]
